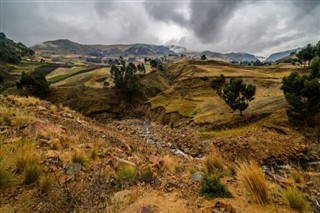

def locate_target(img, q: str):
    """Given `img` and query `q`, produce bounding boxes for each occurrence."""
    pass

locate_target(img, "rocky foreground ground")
[0,95,319,212]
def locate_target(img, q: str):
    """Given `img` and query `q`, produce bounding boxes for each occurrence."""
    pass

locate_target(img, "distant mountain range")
[32,39,186,57]
[32,39,301,63]
[201,51,259,62]
[265,48,301,62]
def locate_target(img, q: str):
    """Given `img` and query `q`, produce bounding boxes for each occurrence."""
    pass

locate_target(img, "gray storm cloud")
[1,0,319,57]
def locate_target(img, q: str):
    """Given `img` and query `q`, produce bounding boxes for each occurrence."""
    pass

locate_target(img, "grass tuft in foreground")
[23,163,42,184]
[71,152,87,167]
[283,187,309,212]
[238,161,268,206]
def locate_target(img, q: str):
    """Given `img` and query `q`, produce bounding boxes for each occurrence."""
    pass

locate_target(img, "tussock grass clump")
[203,155,225,176]
[15,151,38,174]
[283,187,309,212]
[238,161,268,206]
[23,163,42,184]
[0,106,35,127]
[199,174,232,199]
[290,170,305,185]
[0,162,12,188]
[117,165,137,181]
[139,166,156,184]
[49,104,58,114]
[38,175,52,194]
[71,152,87,167]
[162,155,181,174]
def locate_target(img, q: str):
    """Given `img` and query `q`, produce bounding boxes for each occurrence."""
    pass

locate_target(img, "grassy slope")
[147,61,291,127]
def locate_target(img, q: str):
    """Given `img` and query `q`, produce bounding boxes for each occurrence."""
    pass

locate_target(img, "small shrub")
[238,161,268,206]
[117,165,136,180]
[199,174,232,199]
[71,152,87,167]
[0,163,11,188]
[283,187,309,212]
[203,155,225,176]
[23,163,42,184]
[139,166,156,184]
[162,155,180,174]
[38,175,52,194]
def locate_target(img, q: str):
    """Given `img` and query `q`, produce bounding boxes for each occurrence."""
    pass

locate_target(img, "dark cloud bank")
[1,0,320,56]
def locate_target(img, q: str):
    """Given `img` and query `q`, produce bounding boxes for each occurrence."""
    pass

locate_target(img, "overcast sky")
[1,0,319,57]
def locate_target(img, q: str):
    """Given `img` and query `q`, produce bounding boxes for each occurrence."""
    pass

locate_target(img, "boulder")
[189,171,203,182]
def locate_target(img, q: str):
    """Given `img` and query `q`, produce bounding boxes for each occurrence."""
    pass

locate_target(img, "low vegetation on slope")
[2,95,319,212]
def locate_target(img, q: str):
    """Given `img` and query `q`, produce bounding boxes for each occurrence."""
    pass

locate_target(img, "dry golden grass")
[290,170,305,185]
[283,187,309,212]
[0,105,35,127]
[38,175,52,194]
[5,95,40,107]
[49,104,58,114]
[162,155,181,174]
[203,155,225,176]
[23,162,42,185]
[14,149,39,174]
[238,161,268,206]
[0,161,12,188]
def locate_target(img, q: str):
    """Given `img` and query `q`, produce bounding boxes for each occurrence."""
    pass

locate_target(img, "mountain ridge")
[32,38,302,63]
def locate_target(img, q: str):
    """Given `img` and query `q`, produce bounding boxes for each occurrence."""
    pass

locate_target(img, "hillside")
[0,32,34,64]
[1,93,319,212]
[201,51,258,62]
[265,48,301,62]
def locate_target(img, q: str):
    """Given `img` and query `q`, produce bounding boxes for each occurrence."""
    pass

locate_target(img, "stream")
[142,121,188,157]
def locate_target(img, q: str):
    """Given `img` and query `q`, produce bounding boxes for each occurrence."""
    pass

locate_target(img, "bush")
[71,152,87,167]
[237,161,268,206]
[16,72,49,99]
[283,187,309,212]
[23,163,42,184]
[199,174,232,199]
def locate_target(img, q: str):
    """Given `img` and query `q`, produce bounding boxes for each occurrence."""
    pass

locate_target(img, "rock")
[149,155,160,165]
[37,106,47,111]
[213,201,236,213]
[38,138,51,147]
[189,171,203,182]
[66,163,82,175]
[110,158,136,169]
[140,206,154,213]
[65,113,73,118]
[112,190,132,205]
